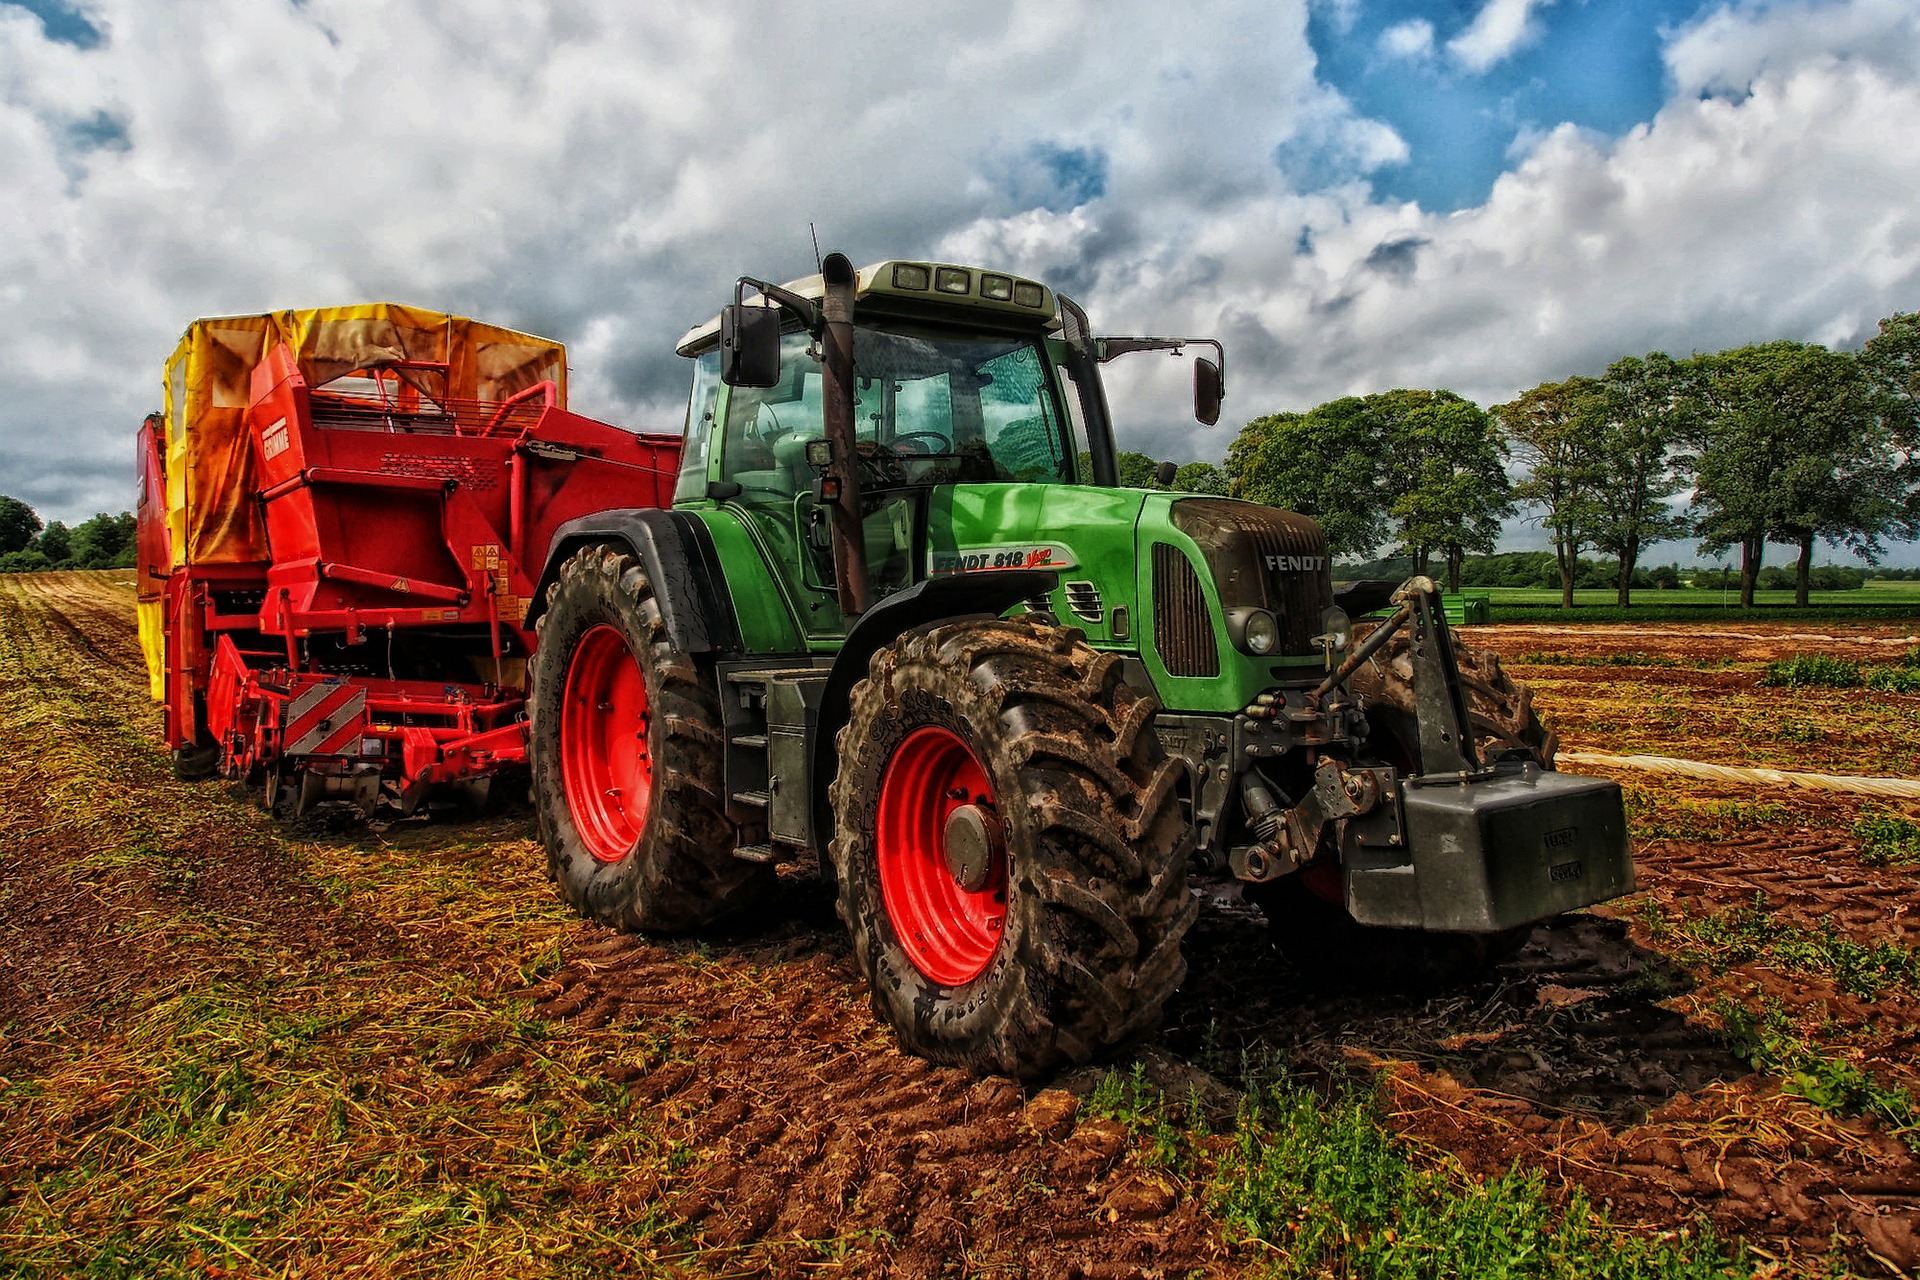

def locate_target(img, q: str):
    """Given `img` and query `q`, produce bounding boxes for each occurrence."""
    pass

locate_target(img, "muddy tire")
[170,743,220,781]
[1253,628,1551,988]
[529,544,770,931]
[830,618,1195,1079]
[1345,627,1558,766]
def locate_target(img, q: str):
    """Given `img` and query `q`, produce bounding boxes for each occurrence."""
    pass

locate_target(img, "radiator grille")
[1152,543,1219,677]
[1169,499,1331,656]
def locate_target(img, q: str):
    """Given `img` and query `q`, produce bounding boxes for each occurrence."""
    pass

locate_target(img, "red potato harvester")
[136,305,678,816]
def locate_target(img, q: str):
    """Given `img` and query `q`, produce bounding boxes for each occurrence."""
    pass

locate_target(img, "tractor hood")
[923,484,1149,651]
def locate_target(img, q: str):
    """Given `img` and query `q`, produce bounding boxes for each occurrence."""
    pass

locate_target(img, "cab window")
[673,349,721,503]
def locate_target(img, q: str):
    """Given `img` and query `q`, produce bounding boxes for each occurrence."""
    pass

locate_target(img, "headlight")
[1243,609,1279,655]
[1318,605,1352,651]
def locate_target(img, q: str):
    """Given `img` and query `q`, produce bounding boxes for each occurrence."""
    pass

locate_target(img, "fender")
[809,568,1059,846]
[526,508,738,654]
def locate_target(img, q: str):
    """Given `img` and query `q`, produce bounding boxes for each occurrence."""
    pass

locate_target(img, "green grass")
[1715,999,1920,1153]
[1622,788,1791,842]
[1478,580,1920,623]
[1671,892,1920,999]
[1209,1072,1749,1279]
[1758,652,1920,691]
[1516,651,1682,668]
[1760,655,1863,688]
[1854,811,1920,867]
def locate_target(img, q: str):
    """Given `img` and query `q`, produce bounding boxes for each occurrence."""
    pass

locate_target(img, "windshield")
[720,325,1074,495]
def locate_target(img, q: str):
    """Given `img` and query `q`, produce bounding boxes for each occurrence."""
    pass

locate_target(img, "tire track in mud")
[520,921,1228,1277]
[0,573,407,1077]
[9,573,1920,1274]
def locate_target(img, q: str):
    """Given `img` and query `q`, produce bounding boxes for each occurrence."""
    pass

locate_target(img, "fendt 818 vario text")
[142,256,1633,1076]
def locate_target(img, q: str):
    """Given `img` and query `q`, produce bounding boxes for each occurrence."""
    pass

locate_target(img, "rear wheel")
[830,618,1195,1078]
[530,544,770,931]
[1251,630,1550,988]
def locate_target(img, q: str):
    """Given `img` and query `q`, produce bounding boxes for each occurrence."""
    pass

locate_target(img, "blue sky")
[1307,0,1686,210]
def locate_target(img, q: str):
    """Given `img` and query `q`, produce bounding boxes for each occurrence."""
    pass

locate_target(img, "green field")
[1477,579,1920,623]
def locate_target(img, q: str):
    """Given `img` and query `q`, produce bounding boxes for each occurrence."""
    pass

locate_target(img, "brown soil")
[3,573,1917,1276]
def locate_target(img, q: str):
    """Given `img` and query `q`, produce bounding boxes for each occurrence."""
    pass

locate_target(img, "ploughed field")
[3,571,1917,1278]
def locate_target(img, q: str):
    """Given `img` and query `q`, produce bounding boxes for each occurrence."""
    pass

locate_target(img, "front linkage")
[1216,576,1635,934]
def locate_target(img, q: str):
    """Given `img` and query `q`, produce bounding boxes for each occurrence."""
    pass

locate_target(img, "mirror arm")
[1094,336,1225,386]
[735,276,824,334]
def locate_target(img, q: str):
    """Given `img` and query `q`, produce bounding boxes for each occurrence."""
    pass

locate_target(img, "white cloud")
[1663,0,1920,96]
[942,0,1920,479]
[1447,0,1555,73]
[1378,18,1435,62]
[1310,0,1361,36]
[0,0,1343,516]
[0,0,1917,572]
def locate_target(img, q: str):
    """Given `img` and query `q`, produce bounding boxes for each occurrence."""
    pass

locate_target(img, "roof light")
[935,266,971,294]
[892,263,931,291]
[1012,281,1045,308]
[980,273,1013,301]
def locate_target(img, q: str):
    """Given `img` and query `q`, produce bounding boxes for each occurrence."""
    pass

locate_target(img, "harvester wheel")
[170,744,220,781]
[830,618,1195,1078]
[1252,629,1551,988]
[530,544,770,931]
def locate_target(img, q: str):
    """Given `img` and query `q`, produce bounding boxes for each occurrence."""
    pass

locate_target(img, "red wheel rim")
[876,726,1008,986]
[559,624,653,862]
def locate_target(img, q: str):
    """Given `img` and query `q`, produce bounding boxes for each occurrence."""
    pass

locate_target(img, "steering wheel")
[888,431,952,456]
[852,439,910,487]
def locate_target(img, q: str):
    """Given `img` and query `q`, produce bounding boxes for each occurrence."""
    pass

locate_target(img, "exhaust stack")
[819,252,870,615]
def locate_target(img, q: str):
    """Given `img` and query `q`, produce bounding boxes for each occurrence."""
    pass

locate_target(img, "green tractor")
[525,252,1633,1078]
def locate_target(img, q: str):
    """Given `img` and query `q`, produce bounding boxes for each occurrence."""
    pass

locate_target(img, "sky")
[1,0,1916,564]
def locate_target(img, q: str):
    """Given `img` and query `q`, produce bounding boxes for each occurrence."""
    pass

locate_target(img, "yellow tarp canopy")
[161,304,568,567]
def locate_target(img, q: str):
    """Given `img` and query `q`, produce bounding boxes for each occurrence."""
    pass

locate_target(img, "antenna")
[809,222,823,275]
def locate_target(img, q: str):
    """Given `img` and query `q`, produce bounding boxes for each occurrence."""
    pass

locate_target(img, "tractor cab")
[675,256,1221,642]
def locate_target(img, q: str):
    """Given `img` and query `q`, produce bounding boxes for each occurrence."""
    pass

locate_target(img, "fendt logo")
[1264,554,1326,573]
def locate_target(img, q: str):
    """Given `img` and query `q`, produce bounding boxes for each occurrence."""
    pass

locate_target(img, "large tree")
[1226,400,1388,558]
[1375,389,1513,590]
[1863,311,1920,526]
[1688,342,1905,606]
[66,512,137,569]
[1588,354,1690,607]
[1493,376,1605,608]
[1171,461,1228,495]
[0,495,41,555]
[38,520,70,565]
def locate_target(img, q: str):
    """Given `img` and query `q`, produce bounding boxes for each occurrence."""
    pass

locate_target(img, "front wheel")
[830,618,1196,1078]
[529,544,770,931]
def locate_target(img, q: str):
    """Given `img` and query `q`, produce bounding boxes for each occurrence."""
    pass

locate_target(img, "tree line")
[1343,549,1873,593]
[0,496,137,572]
[1203,311,1919,608]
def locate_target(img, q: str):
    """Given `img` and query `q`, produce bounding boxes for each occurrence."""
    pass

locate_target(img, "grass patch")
[1759,653,1920,692]
[1674,892,1920,999]
[1212,1072,1748,1278]
[1517,651,1681,668]
[1759,655,1862,688]
[1865,665,1920,693]
[1621,789,1791,842]
[1715,999,1920,1153]
[1854,811,1920,867]
[1087,1063,1205,1175]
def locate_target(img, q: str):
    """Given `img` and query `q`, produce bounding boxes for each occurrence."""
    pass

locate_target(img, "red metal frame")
[140,339,680,812]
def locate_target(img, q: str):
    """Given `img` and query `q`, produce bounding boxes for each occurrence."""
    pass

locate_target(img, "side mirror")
[1154,460,1178,488]
[1194,357,1223,426]
[720,303,782,388]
